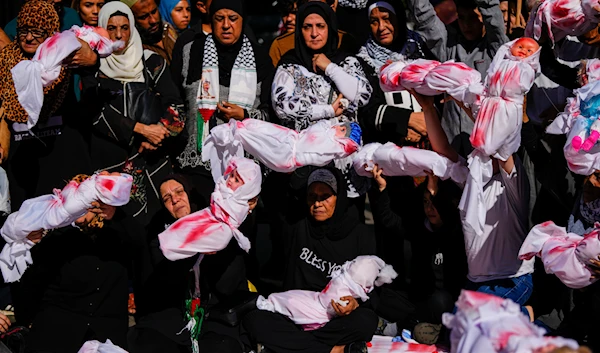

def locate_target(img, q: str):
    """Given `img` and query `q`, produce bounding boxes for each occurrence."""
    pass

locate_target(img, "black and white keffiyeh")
[357,30,425,72]
[339,0,369,9]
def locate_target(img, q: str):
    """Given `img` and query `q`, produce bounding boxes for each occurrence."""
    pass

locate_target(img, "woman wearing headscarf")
[357,0,432,146]
[158,0,191,33]
[81,1,185,225]
[243,167,378,353]
[0,1,94,211]
[171,0,273,205]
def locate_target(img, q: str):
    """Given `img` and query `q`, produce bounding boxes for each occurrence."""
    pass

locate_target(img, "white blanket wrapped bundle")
[256,256,397,331]
[0,173,133,282]
[70,25,124,58]
[78,339,128,353]
[526,0,600,45]
[11,26,123,130]
[202,119,360,182]
[443,290,579,353]
[352,142,468,184]
[379,59,441,95]
[159,157,261,260]
[519,221,600,289]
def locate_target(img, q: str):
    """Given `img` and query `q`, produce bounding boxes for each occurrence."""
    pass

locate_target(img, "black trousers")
[243,308,378,353]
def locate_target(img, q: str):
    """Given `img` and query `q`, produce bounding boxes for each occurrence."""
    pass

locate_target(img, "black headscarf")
[279,1,348,72]
[306,167,359,240]
[159,174,203,218]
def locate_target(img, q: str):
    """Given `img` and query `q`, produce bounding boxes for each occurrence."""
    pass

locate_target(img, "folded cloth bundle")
[519,221,600,289]
[352,142,468,184]
[159,157,261,260]
[256,256,397,331]
[0,173,133,282]
[78,339,128,353]
[443,290,580,353]
[202,118,361,182]
[11,26,124,129]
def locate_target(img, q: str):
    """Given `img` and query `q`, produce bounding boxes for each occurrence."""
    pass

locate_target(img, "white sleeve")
[325,57,372,106]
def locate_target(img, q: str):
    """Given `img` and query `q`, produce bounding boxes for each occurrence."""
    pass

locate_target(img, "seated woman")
[171,0,273,205]
[0,0,98,211]
[243,167,378,353]
[81,1,185,225]
[15,173,133,353]
[357,0,430,146]
[158,0,191,33]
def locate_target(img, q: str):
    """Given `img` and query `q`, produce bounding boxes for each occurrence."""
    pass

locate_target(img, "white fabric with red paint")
[526,0,600,45]
[367,336,439,353]
[78,339,128,353]
[352,142,468,184]
[256,256,397,331]
[443,290,579,353]
[159,157,261,260]
[11,27,123,130]
[202,119,359,182]
[0,173,133,283]
[69,25,125,58]
[379,59,441,96]
[519,221,600,288]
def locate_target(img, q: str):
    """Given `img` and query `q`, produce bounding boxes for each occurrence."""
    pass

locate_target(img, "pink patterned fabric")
[443,290,579,353]
[352,142,468,184]
[0,173,133,283]
[256,256,397,331]
[202,119,359,182]
[519,221,600,288]
[159,157,261,260]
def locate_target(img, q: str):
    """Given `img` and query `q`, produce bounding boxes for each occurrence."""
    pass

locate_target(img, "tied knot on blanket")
[526,0,600,45]
[256,255,397,330]
[443,290,580,353]
[11,26,123,130]
[352,142,468,184]
[78,339,128,353]
[201,119,361,179]
[0,173,133,282]
[159,157,261,260]
[518,221,600,288]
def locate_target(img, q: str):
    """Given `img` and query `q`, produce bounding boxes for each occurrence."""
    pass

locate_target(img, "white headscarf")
[98,2,144,83]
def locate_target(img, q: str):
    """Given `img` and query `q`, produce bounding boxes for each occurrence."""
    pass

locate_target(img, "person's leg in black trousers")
[243,308,378,353]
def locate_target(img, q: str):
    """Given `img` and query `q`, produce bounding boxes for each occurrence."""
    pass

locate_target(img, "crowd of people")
[0,0,599,352]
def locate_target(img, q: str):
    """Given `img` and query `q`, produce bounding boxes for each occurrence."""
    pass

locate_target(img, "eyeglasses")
[16,27,47,39]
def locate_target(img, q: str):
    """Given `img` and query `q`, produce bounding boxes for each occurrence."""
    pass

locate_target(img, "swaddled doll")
[352,142,468,184]
[78,339,127,353]
[519,221,600,289]
[0,172,133,282]
[202,118,362,182]
[159,157,261,260]
[10,25,124,129]
[443,290,580,353]
[256,255,397,331]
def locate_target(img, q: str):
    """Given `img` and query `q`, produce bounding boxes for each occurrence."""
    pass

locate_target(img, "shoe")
[412,322,441,345]
[344,341,368,353]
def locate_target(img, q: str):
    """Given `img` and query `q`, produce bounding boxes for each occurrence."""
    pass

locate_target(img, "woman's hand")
[331,93,345,117]
[331,296,359,316]
[64,39,98,67]
[371,164,387,192]
[426,171,439,197]
[26,229,44,244]
[134,123,170,145]
[217,101,245,121]
[0,313,11,333]
[313,53,332,73]
[405,128,422,144]
[441,94,474,121]
[588,256,600,279]
[408,112,427,136]
[408,89,435,111]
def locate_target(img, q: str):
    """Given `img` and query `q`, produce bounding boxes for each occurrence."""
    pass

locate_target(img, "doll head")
[333,122,362,145]
[226,169,245,191]
[510,37,540,58]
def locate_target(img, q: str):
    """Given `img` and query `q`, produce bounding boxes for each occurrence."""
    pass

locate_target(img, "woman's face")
[79,0,105,26]
[106,15,131,53]
[161,180,191,220]
[212,9,243,46]
[171,0,191,31]
[302,13,328,51]
[307,182,337,222]
[17,27,50,56]
[370,8,398,47]
[423,191,443,228]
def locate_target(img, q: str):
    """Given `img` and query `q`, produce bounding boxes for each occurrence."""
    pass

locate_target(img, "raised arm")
[406,0,449,61]
[477,0,509,55]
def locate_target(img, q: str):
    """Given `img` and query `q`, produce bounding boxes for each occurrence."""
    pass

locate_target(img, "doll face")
[333,124,348,138]
[226,169,245,191]
[510,37,539,58]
